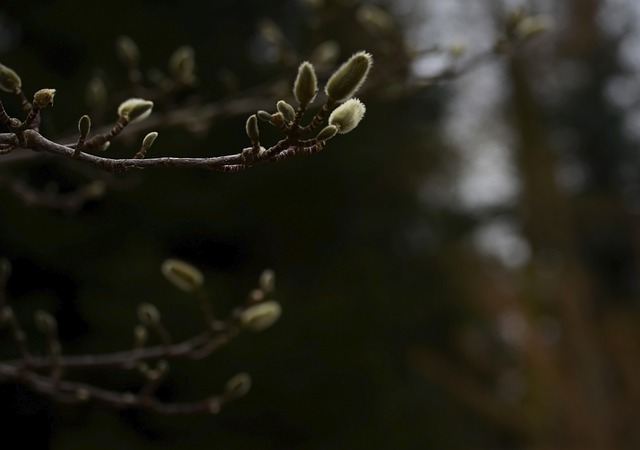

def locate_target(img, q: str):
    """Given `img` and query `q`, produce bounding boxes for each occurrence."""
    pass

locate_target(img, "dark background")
[1,0,640,449]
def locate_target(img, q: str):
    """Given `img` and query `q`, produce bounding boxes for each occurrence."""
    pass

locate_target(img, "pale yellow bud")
[161,258,204,293]
[325,51,372,102]
[245,114,260,143]
[142,132,158,149]
[316,125,338,141]
[33,89,56,109]
[239,300,281,331]
[276,100,296,123]
[137,303,161,326]
[224,372,252,398]
[117,98,153,123]
[0,63,22,93]
[293,62,318,108]
[328,98,366,134]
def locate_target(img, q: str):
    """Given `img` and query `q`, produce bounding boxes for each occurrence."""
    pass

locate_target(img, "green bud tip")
[225,372,252,398]
[324,51,373,103]
[245,114,260,143]
[276,100,296,123]
[0,63,22,93]
[33,89,56,109]
[160,258,204,293]
[240,300,282,331]
[142,132,158,148]
[316,124,338,141]
[78,115,91,137]
[328,98,366,134]
[117,98,153,123]
[293,61,318,108]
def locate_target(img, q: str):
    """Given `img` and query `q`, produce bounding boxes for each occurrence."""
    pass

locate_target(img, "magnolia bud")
[240,300,281,331]
[142,132,158,148]
[169,46,196,84]
[0,63,22,93]
[34,310,57,334]
[116,35,140,68]
[117,98,153,123]
[276,100,296,124]
[137,303,161,326]
[293,62,318,108]
[328,98,366,134]
[33,89,56,109]
[325,51,372,103]
[161,258,204,293]
[257,110,274,123]
[245,114,260,143]
[316,125,338,141]
[224,372,252,398]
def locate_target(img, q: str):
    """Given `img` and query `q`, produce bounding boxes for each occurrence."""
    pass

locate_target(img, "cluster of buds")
[243,50,372,163]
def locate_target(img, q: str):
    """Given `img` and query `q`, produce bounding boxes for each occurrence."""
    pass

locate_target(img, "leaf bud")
[0,63,22,93]
[33,89,56,109]
[224,372,252,398]
[239,300,281,331]
[245,114,260,143]
[316,125,338,141]
[325,51,372,103]
[257,110,274,123]
[276,100,296,124]
[328,98,366,134]
[293,61,318,108]
[142,131,158,148]
[161,258,204,293]
[117,98,153,123]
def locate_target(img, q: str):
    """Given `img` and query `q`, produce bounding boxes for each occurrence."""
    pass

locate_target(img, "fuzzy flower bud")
[245,114,260,143]
[239,300,281,331]
[142,131,158,148]
[33,89,56,109]
[328,98,366,134]
[324,51,372,103]
[116,35,140,68]
[137,303,161,326]
[0,63,22,93]
[293,61,318,108]
[316,125,338,141]
[276,100,296,124]
[224,372,252,398]
[161,258,204,293]
[117,98,153,123]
